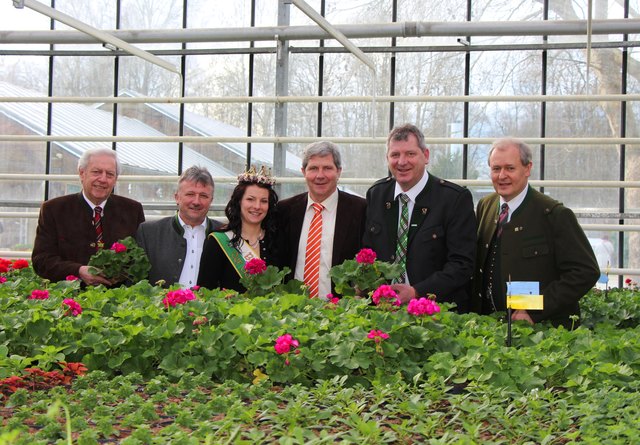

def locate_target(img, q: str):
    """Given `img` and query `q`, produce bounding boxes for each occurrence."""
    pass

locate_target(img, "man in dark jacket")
[473,138,599,328]
[136,166,222,287]
[363,124,477,311]
[32,148,145,285]
[277,141,367,298]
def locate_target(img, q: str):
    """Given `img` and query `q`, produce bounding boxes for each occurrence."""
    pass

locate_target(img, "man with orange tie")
[277,141,367,298]
[363,124,476,311]
[472,138,599,328]
[32,148,145,285]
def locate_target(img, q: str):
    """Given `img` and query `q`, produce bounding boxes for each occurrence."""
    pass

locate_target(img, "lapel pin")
[421,208,428,215]
[385,202,391,209]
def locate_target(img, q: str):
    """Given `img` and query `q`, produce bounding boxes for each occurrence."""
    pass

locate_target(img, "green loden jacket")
[472,186,600,328]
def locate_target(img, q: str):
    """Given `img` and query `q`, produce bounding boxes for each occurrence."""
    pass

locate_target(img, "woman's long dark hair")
[222,182,279,250]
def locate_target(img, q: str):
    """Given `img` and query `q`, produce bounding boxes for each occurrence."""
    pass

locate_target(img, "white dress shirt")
[177,215,207,288]
[294,189,339,299]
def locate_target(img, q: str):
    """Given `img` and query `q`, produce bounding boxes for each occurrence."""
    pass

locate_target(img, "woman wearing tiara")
[197,166,279,292]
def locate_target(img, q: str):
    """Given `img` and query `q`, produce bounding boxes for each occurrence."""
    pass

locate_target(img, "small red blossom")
[274,334,299,355]
[244,258,267,275]
[110,242,127,253]
[0,258,10,273]
[190,285,200,291]
[29,289,50,300]
[62,298,83,316]
[407,297,441,317]
[367,329,390,343]
[371,285,401,307]
[0,276,6,284]
[162,288,196,308]
[192,315,208,326]
[356,248,377,265]
[66,275,80,281]
[11,259,29,270]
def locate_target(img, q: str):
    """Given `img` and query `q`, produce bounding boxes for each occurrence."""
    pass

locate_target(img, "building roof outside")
[0,81,235,177]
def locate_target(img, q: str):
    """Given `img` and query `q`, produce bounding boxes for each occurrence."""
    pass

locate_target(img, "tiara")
[237,165,276,186]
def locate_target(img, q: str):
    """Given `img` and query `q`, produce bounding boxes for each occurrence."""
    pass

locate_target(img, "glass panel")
[120,0,183,29]
[55,0,116,28]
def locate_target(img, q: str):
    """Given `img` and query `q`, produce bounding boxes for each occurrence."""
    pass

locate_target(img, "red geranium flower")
[244,258,267,275]
[29,289,50,300]
[62,298,83,316]
[110,242,127,253]
[11,259,29,270]
[355,248,377,265]
[162,288,196,308]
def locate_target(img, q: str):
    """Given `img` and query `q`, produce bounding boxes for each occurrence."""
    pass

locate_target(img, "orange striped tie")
[304,203,324,298]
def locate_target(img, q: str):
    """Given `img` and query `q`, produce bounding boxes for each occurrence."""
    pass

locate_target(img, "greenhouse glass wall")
[0,0,638,286]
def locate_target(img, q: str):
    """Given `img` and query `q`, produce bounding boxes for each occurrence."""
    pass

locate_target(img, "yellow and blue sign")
[506,281,543,310]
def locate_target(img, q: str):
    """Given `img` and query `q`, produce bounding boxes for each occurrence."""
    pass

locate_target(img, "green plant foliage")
[1,271,640,394]
[87,236,151,284]
[239,264,292,296]
[329,255,402,297]
[581,287,640,329]
[2,264,640,443]
[1,372,639,444]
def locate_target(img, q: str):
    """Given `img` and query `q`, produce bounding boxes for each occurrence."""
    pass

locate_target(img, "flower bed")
[1,260,640,443]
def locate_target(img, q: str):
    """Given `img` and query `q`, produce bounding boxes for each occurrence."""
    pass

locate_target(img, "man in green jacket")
[472,138,599,328]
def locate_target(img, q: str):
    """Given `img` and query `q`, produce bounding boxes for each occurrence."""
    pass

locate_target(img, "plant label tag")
[506,281,543,310]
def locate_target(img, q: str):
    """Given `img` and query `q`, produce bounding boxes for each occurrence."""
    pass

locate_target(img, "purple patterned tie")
[496,203,509,238]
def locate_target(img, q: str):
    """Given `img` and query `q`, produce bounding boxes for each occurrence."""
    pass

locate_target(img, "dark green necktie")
[393,193,410,283]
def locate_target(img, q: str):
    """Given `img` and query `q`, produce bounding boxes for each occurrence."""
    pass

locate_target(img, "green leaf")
[229,301,256,317]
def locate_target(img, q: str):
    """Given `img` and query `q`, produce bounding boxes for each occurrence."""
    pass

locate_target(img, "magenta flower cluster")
[244,258,267,275]
[162,289,196,308]
[62,298,83,316]
[29,289,50,300]
[371,285,401,307]
[65,275,79,281]
[274,334,300,365]
[0,276,6,284]
[355,248,376,265]
[367,329,390,343]
[110,242,127,253]
[274,334,299,354]
[407,297,441,316]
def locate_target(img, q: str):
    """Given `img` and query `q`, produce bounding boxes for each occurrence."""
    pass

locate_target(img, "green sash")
[210,231,247,279]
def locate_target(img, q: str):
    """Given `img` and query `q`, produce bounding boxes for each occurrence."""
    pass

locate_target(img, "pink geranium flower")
[355,248,376,265]
[407,297,441,316]
[62,298,83,316]
[274,333,299,355]
[244,258,267,275]
[367,329,390,343]
[11,259,29,270]
[0,276,6,284]
[162,288,196,308]
[371,284,401,307]
[66,275,79,281]
[110,242,127,253]
[29,289,50,300]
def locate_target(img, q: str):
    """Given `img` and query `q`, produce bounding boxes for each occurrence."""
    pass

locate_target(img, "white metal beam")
[13,0,181,77]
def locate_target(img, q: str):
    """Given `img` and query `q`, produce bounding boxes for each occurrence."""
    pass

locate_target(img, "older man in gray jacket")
[136,166,222,287]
